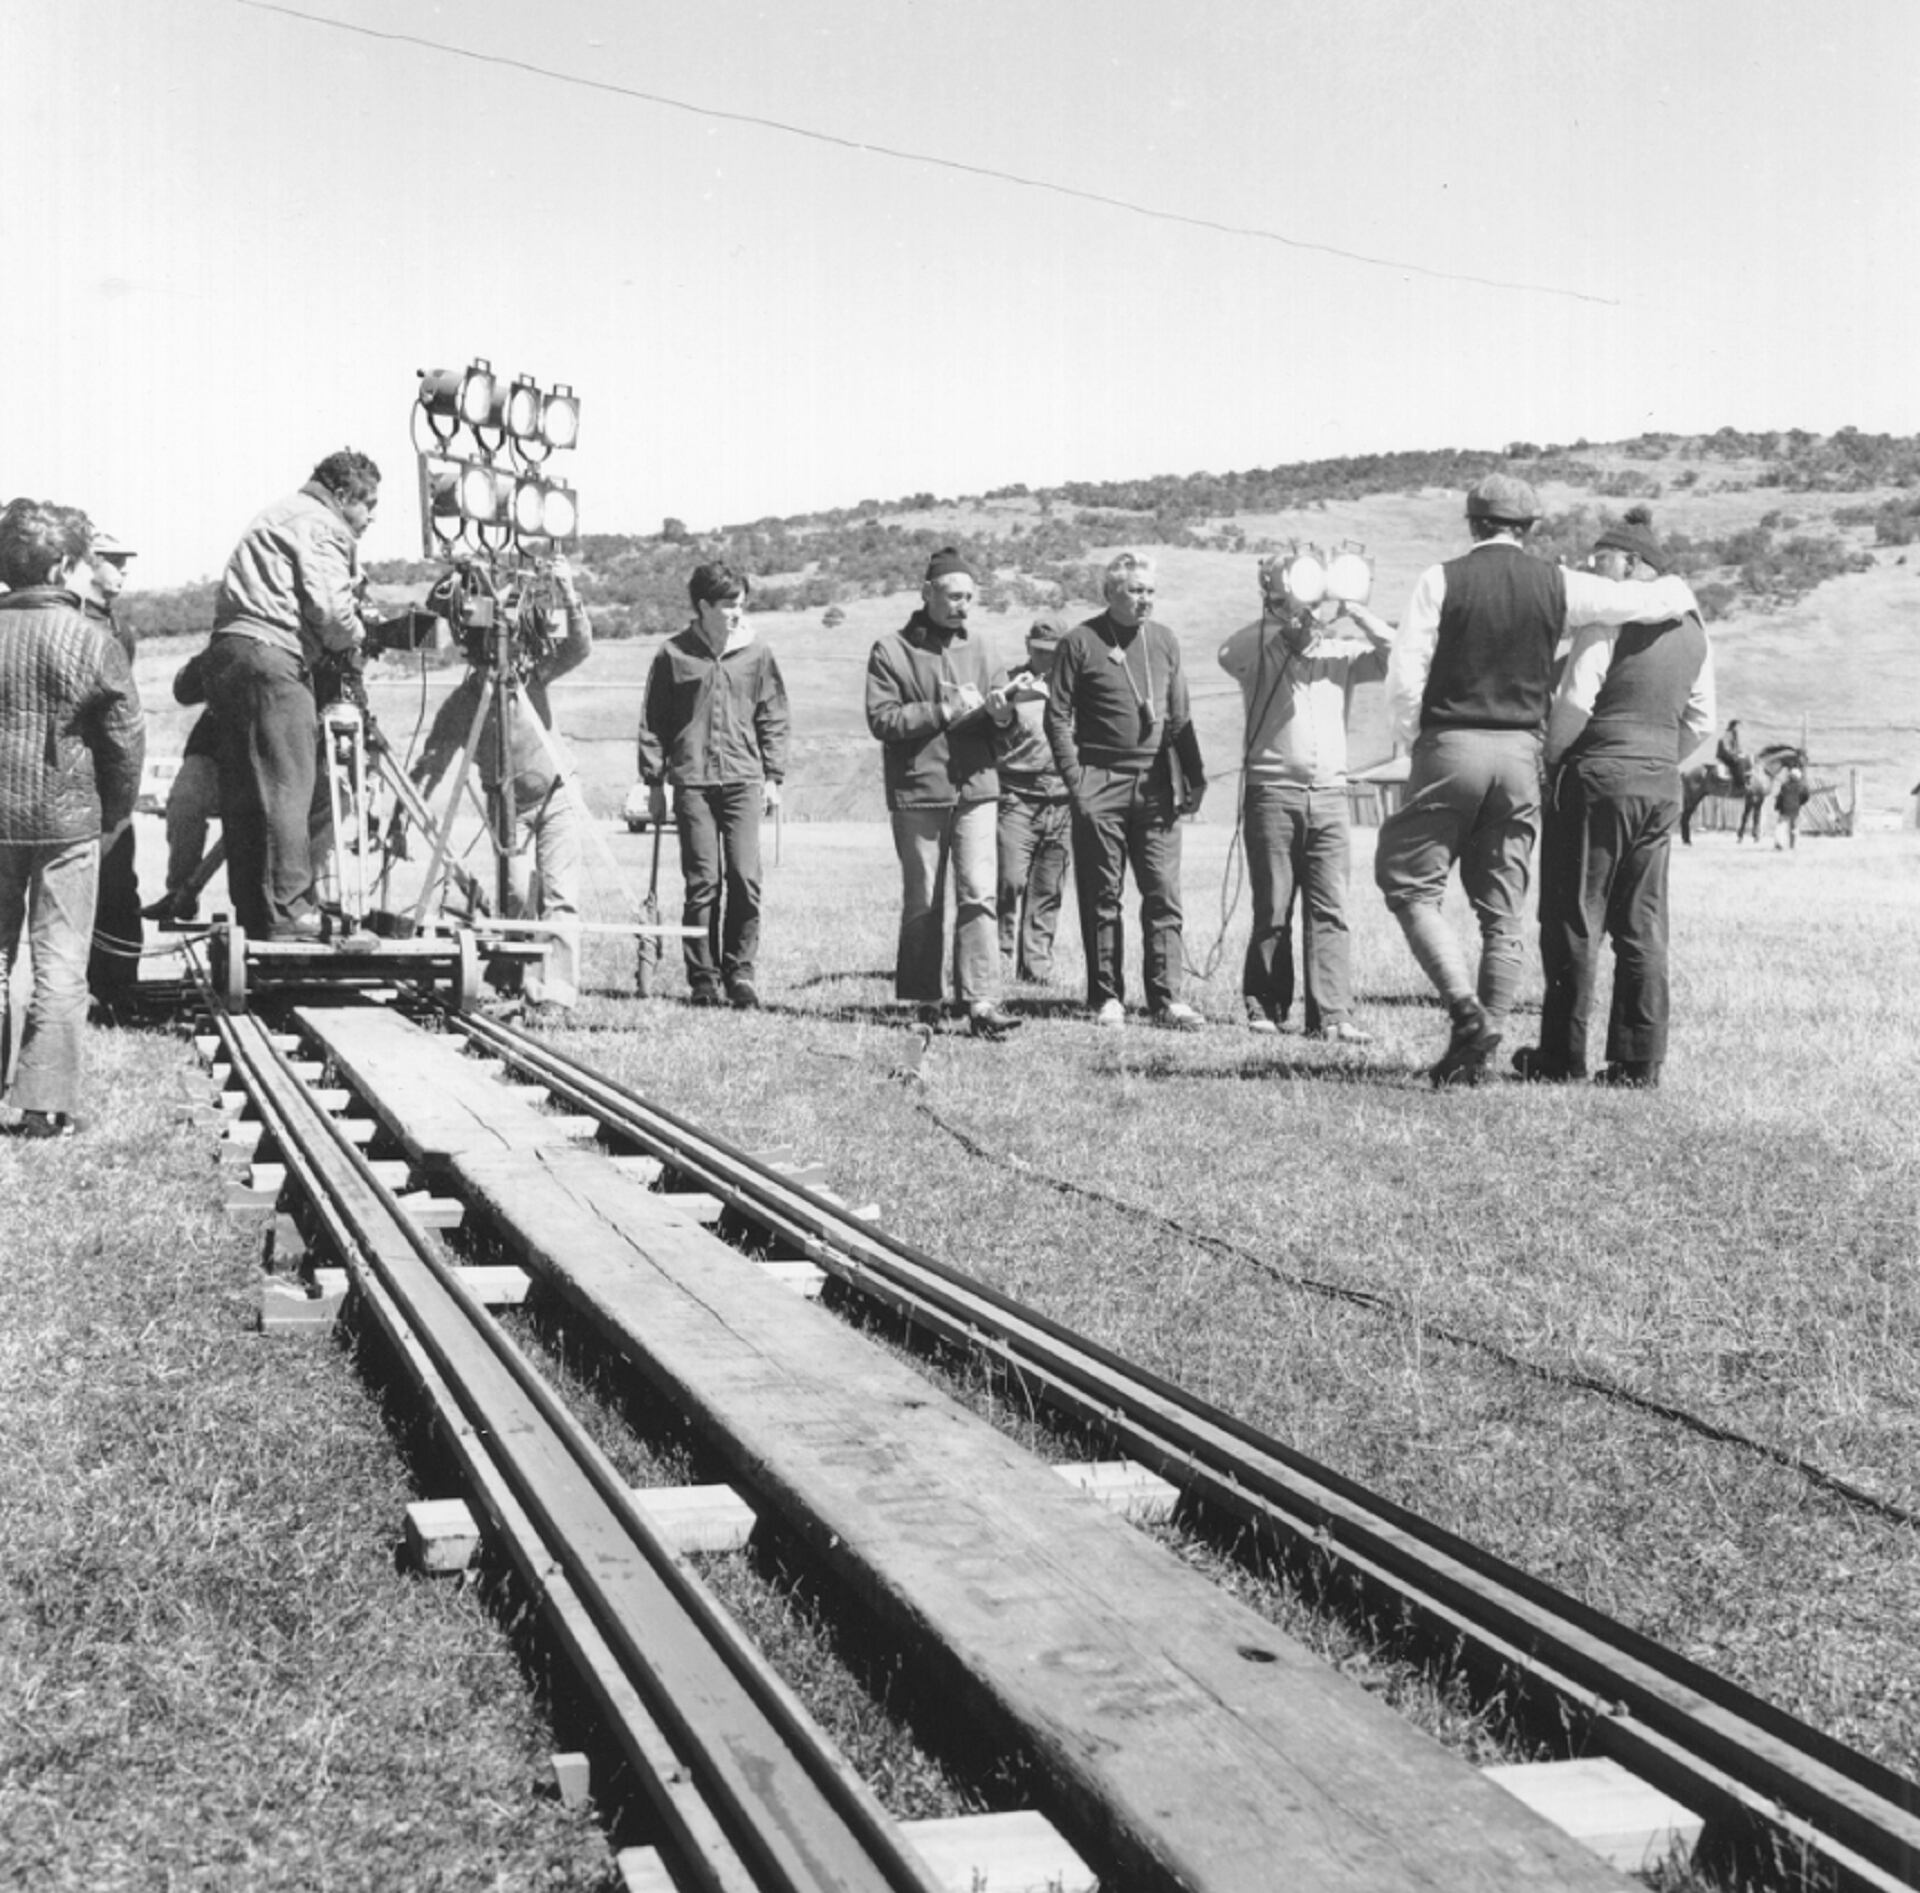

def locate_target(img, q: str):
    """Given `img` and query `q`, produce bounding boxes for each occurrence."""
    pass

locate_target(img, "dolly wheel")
[450,929,482,1014]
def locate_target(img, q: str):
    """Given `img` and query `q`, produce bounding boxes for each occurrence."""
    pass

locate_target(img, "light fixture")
[416,358,497,441]
[513,475,578,541]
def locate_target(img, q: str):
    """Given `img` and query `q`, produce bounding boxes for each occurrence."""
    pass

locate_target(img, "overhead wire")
[235,1,1617,307]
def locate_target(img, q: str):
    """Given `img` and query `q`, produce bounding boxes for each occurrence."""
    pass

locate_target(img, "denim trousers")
[890,800,997,1006]
[507,781,584,1007]
[996,792,1071,980]
[1241,780,1354,1030]
[1,836,99,1115]
[675,780,763,994]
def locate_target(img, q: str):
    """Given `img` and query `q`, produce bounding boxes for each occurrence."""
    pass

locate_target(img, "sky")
[5,0,1919,586]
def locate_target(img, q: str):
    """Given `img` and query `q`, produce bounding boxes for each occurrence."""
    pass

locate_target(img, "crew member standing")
[1375,475,1700,1085]
[413,560,593,1012]
[1046,552,1206,1030]
[0,500,145,1138]
[1514,508,1715,1089]
[994,615,1073,985]
[1218,555,1391,1041]
[637,561,789,1010]
[202,449,378,939]
[81,529,145,1015]
[865,547,1018,1039]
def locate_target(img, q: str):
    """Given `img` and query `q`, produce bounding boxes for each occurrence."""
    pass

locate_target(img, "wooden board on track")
[296,1008,1626,1893]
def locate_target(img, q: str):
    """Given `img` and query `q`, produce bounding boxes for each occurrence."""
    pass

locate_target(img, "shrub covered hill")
[126,427,1920,823]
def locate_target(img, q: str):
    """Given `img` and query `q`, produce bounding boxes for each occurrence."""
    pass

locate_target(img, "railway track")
[186,969,1919,1893]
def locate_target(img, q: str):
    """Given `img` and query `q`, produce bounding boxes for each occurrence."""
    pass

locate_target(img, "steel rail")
[209,1002,947,1893]
[455,1010,1920,1893]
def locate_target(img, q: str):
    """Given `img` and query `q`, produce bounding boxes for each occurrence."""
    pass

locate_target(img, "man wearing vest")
[1376,475,1700,1086]
[1515,509,1714,1090]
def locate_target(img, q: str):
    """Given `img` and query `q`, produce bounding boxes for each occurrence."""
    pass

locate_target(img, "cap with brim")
[924,547,974,583]
[91,529,136,560]
[1465,474,1540,525]
[1591,518,1664,571]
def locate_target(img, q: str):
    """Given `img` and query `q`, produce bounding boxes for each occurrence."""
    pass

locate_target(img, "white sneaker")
[1153,1001,1205,1032]
[1094,998,1126,1027]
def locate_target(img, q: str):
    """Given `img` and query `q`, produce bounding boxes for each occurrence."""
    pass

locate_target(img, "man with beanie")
[994,615,1073,984]
[1376,475,1700,1085]
[637,561,788,1009]
[80,529,146,1016]
[1046,552,1207,1029]
[865,547,1019,1039]
[1218,556,1392,1041]
[202,449,378,940]
[1514,508,1714,1090]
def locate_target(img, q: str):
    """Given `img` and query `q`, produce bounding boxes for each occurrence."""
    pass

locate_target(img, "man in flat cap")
[1376,475,1701,1085]
[1513,507,1715,1089]
[1046,552,1207,1029]
[637,561,789,1009]
[994,614,1073,985]
[865,547,1019,1039]
[80,529,146,1016]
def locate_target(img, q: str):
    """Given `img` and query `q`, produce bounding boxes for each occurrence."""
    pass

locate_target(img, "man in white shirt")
[1218,557,1392,1041]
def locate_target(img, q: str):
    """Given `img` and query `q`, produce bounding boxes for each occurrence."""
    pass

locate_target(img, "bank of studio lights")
[415,357,580,553]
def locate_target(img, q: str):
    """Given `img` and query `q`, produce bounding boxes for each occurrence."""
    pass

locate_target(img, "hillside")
[128,434,1920,828]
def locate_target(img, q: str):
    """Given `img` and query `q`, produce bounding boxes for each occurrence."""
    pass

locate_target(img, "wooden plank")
[902,1809,1094,1893]
[1485,1758,1702,1875]
[314,1012,1624,1891]
[295,1006,606,1167]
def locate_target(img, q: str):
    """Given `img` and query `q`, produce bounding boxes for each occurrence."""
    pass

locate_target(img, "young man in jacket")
[865,548,1018,1039]
[637,562,789,1009]
[0,500,145,1137]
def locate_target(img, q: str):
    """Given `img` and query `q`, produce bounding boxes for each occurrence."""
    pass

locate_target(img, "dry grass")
[5,771,1914,1882]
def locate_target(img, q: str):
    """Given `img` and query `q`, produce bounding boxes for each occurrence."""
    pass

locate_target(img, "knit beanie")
[1591,506,1664,572]
[924,546,974,583]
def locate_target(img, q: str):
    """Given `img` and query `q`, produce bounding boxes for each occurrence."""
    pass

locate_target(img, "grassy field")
[4,803,1915,1888]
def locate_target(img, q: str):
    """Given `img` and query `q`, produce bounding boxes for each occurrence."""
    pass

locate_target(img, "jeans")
[675,780,763,995]
[1241,781,1354,1030]
[1070,763,1186,1012]
[996,792,1070,980]
[890,800,998,1006]
[203,635,319,936]
[1,837,99,1116]
[1375,726,1541,1025]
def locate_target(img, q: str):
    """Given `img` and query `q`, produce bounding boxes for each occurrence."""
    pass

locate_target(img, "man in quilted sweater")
[0,499,146,1137]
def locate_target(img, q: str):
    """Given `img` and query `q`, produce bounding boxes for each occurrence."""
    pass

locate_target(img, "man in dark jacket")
[203,449,377,939]
[1513,509,1715,1089]
[1375,477,1699,1085]
[0,500,145,1137]
[637,562,788,1009]
[865,547,1017,1038]
[1045,552,1206,1030]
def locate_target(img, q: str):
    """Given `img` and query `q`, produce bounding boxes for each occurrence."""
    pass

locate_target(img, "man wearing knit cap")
[864,547,1019,1039]
[637,561,789,1009]
[1376,475,1701,1085]
[1046,552,1207,1029]
[993,614,1073,984]
[1515,509,1715,1089]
